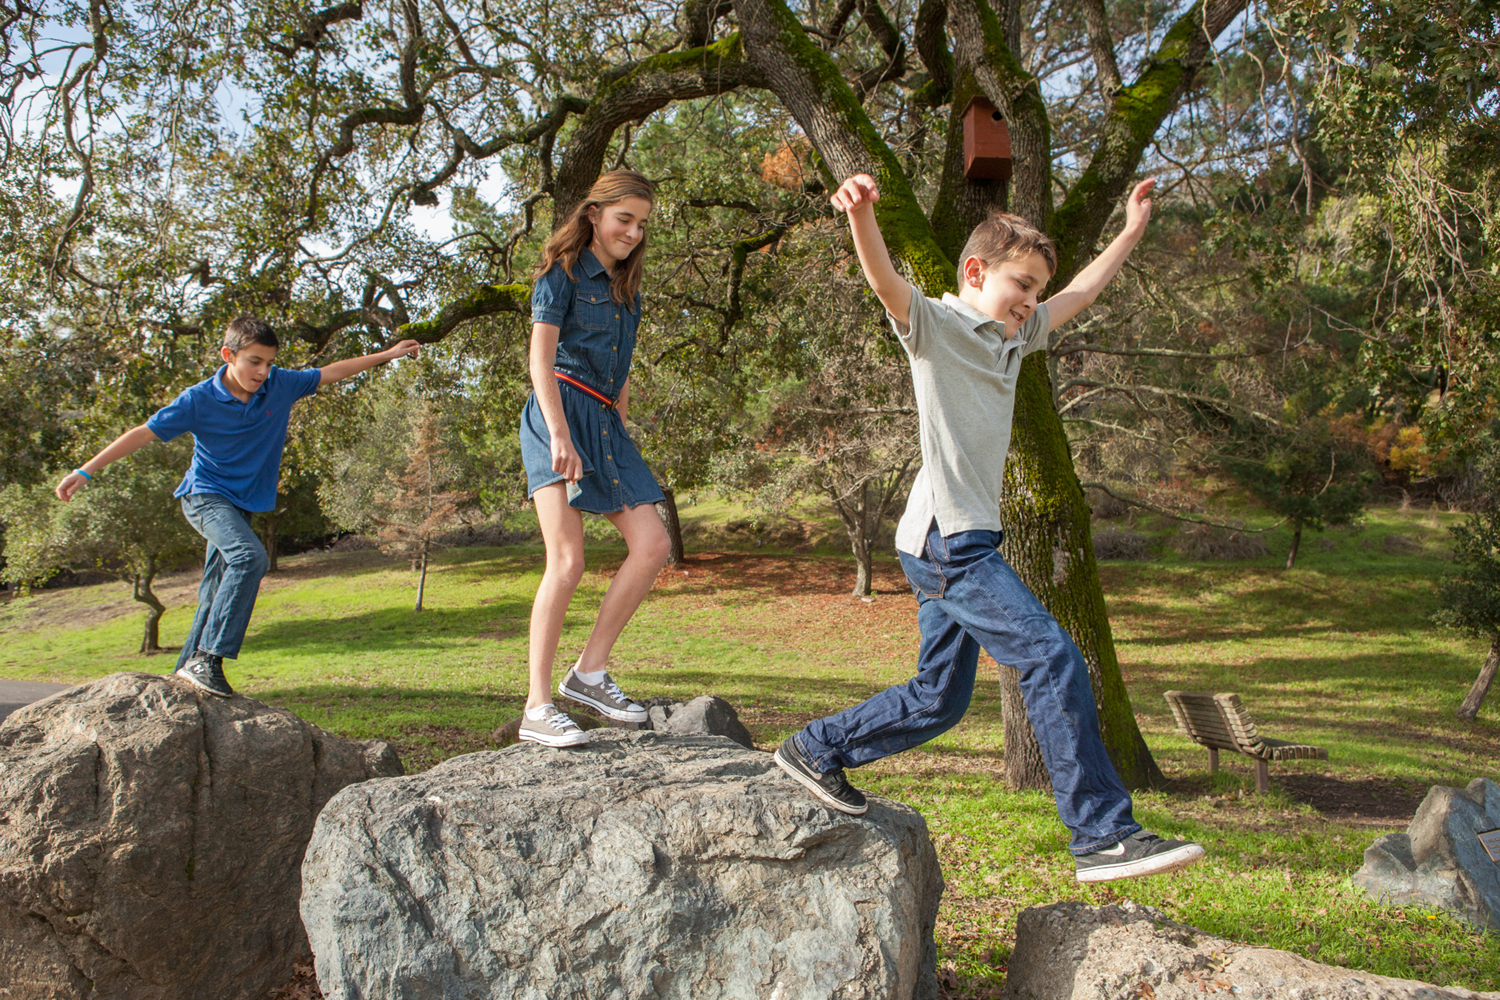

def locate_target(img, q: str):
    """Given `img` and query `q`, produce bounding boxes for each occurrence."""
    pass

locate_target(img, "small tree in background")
[372,406,473,612]
[1222,400,1372,569]
[1434,470,1500,720]
[0,439,199,652]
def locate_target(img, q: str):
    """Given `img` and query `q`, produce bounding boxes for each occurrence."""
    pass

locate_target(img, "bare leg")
[574,502,671,673]
[527,483,586,709]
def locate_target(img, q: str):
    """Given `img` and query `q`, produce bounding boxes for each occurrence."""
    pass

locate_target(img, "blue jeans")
[798,523,1140,854]
[175,494,268,667]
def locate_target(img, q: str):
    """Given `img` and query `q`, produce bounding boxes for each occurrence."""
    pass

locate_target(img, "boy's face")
[959,250,1052,337]
[220,342,277,394]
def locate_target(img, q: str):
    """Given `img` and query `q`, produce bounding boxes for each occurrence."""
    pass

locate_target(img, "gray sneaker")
[517,705,589,747]
[558,667,648,723]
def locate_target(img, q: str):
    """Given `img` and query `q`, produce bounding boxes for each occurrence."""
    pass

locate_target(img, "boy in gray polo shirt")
[774,173,1204,883]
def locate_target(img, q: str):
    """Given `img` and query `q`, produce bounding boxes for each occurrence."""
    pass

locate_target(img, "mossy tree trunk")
[658,486,686,565]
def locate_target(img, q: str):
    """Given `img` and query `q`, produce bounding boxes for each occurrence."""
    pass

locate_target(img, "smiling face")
[958,250,1052,337]
[219,342,278,398]
[587,195,653,270]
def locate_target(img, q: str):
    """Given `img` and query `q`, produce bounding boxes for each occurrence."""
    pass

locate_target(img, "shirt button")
[602,430,608,436]
[606,455,612,461]
[612,345,617,351]
[612,478,619,485]
[614,313,619,320]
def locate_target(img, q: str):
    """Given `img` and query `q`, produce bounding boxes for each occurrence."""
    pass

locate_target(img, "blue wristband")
[75,468,92,481]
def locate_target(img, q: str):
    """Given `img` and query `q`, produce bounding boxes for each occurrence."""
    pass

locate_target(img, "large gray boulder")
[0,671,402,1000]
[1003,901,1500,1000]
[1353,777,1500,931]
[302,729,943,1000]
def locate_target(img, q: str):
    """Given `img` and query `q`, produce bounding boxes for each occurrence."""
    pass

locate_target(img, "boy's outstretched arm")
[318,339,421,385]
[1044,178,1155,332]
[55,425,159,501]
[832,174,913,327]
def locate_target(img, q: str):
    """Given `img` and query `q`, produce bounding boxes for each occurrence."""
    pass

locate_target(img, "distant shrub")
[1092,526,1153,561]
[1382,533,1423,555]
[1086,488,1131,520]
[1171,523,1270,561]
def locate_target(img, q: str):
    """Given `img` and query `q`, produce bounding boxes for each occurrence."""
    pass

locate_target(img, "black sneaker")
[175,651,234,698]
[774,735,868,815]
[1075,830,1204,882]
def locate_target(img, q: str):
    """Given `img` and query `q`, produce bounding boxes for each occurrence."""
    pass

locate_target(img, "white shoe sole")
[517,728,589,748]
[558,683,648,723]
[174,670,233,698]
[773,747,869,815]
[1075,843,1204,882]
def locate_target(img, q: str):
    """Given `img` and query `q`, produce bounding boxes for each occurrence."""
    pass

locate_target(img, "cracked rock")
[0,672,402,1000]
[301,729,942,999]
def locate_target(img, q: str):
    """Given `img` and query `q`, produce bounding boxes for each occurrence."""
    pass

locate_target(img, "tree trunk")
[1000,356,1167,790]
[1285,522,1302,570]
[415,542,428,612]
[133,562,166,654]
[657,486,686,565]
[850,525,873,597]
[999,663,1051,790]
[262,511,280,573]
[1457,636,1499,721]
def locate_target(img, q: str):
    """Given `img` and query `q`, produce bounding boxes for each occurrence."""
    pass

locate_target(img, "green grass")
[2,504,1496,997]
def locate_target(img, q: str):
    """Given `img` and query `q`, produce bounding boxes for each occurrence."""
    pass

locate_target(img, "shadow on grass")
[247,599,535,653]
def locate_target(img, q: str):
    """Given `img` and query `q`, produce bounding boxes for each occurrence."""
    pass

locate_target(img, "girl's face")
[588,195,653,269]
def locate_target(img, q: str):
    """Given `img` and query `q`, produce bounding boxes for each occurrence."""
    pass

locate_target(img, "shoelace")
[600,677,632,706]
[546,711,580,732]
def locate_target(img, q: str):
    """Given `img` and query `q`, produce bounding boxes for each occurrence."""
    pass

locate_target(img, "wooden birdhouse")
[962,96,1012,181]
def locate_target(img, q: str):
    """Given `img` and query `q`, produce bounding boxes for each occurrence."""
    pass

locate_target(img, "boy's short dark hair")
[958,212,1057,282]
[223,316,279,354]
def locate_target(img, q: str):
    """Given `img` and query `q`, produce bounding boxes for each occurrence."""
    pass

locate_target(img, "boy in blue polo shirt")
[55,317,419,697]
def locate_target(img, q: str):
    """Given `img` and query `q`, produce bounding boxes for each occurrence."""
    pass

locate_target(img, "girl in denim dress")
[515,169,670,747]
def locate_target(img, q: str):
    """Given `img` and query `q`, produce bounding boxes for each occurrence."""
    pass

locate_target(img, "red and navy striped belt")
[554,370,616,408]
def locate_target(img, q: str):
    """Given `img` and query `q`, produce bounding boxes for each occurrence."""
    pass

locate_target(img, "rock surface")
[647,693,756,748]
[0,672,402,1000]
[302,729,942,1000]
[1003,901,1500,1000]
[1353,777,1500,931]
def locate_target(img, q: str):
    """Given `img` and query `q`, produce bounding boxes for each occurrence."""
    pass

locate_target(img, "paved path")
[0,680,71,723]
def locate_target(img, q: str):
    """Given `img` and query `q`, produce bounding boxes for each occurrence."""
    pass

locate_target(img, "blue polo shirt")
[146,365,322,512]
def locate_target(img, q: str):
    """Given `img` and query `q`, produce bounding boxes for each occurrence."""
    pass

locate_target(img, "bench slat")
[1163,691,1327,776]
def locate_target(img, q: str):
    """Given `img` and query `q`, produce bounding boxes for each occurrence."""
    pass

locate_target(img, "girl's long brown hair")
[533,169,655,306]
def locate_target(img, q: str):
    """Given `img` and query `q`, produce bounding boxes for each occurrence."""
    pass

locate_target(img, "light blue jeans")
[175,493,268,667]
[797,523,1141,854]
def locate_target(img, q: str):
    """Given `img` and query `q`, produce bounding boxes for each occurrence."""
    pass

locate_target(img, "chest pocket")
[573,289,616,332]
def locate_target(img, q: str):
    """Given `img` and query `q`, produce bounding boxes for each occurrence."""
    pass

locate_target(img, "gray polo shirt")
[892,283,1051,557]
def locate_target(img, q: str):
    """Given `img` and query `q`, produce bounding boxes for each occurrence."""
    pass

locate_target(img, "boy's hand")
[56,471,87,502]
[1124,178,1155,234]
[382,339,420,362]
[831,174,880,214]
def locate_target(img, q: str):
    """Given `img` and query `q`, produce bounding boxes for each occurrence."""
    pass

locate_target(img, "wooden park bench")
[1163,690,1328,793]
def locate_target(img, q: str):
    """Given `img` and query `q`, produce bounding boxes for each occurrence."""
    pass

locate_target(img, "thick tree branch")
[1078,0,1122,99]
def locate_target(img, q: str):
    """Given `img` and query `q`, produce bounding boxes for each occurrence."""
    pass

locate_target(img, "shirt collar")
[579,247,609,279]
[941,293,1017,344]
[210,365,269,403]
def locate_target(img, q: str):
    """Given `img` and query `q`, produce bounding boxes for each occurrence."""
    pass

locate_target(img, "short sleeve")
[531,263,573,327]
[285,366,322,401]
[146,389,197,442]
[1018,301,1052,358]
[887,282,926,357]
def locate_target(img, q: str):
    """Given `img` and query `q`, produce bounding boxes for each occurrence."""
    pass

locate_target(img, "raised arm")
[318,339,420,386]
[55,424,159,500]
[1044,178,1155,332]
[832,174,913,327]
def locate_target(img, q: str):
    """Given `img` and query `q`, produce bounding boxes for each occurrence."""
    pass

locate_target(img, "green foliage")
[1433,467,1500,640]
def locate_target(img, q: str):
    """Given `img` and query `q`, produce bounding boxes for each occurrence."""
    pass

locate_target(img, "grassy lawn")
[2,504,1497,997]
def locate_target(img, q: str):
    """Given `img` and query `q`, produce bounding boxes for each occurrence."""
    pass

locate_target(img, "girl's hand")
[56,471,88,501]
[1124,178,1155,233]
[831,174,880,214]
[551,435,584,483]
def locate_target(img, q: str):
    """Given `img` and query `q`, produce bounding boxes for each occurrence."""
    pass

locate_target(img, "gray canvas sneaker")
[558,667,648,723]
[517,704,589,747]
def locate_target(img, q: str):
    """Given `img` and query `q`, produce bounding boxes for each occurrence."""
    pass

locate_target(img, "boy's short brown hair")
[958,211,1057,282]
[223,316,279,354]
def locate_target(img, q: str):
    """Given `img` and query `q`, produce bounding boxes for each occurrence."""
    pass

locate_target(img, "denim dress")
[519,249,665,513]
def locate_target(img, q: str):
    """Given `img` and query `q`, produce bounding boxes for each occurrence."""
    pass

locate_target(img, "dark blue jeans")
[798,523,1140,854]
[175,494,268,668]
